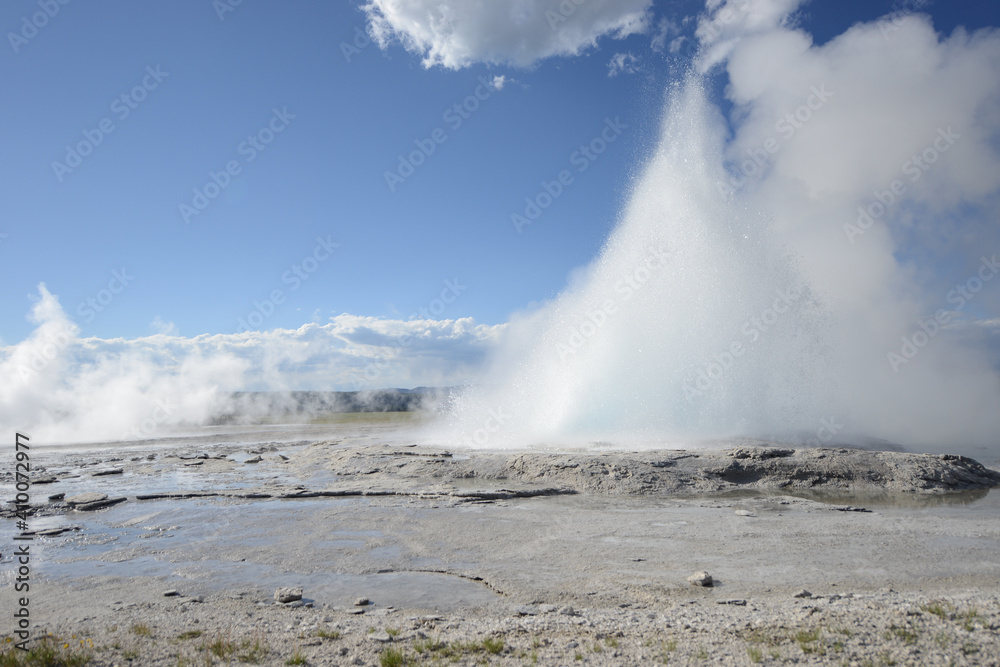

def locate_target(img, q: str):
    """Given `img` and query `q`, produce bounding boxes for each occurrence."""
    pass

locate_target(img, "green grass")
[886,625,918,644]
[604,637,619,648]
[379,648,407,667]
[307,411,428,426]
[284,648,306,666]
[921,602,949,618]
[315,629,340,640]
[130,624,153,637]
[481,637,504,655]
[177,630,203,640]
[747,645,763,663]
[0,636,92,667]
[412,637,445,654]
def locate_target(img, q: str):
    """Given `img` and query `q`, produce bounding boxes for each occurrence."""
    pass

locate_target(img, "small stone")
[274,587,303,603]
[558,605,576,616]
[92,468,124,477]
[793,589,812,599]
[65,492,108,505]
[354,598,370,606]
[245,456,263,464]
[566,641,579,648]
[33,475,58,484]
[346,608,365,615]
[717,599,747,606]
[47,493,65,501]
[687,571,713,587]
[734,509,757,517]
[285,600,304,608]
[371,631,392,642]
[184,461,204,467]
[164,589,180,597]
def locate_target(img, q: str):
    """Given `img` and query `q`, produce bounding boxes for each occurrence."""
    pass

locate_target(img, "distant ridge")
[209,387,459,424]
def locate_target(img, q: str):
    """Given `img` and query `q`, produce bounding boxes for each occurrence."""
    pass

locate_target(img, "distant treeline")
[208,387,459,424]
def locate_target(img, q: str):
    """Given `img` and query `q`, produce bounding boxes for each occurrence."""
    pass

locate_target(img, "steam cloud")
[447,1,1000,455]
[0,285,501,445]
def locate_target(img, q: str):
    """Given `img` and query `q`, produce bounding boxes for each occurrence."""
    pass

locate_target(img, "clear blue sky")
[0,0,996,344]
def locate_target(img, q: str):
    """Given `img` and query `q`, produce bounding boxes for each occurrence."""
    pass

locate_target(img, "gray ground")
[2,420,999,665]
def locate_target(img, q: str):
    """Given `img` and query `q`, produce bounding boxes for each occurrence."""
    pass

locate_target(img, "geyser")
[448,78,837,448]
[447,9,1000,454]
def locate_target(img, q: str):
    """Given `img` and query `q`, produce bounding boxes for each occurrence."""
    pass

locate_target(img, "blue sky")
[2,0,993,345]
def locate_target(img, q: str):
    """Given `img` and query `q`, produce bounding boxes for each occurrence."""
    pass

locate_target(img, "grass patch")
[886,625,918,644]
[412,637,445,654]
[177,630,203,640]
[481,637,504,655]
[747,645,763,663]
[285,648,307,666]
[130,624,152,637]
[921,602,949,618]
[379,648,407,667]
[0,636,92,667]
[605,637,619,648]
[315,629,340,640]
[238,635,269,663]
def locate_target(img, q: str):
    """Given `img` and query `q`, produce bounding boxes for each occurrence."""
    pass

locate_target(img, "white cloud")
[362,0,653,69]
[651,17,683,53]
[695,0,806,71]
[608,52,641,76]
[490,74,509,90]
[0,285,504,444]
[150,316,178,336]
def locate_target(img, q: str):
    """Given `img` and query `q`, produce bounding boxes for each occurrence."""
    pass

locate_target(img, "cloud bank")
[362,0,653,68]
[0,285,503,444]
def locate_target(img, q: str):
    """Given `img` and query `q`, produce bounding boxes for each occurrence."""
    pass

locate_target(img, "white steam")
[446,6,1000,454]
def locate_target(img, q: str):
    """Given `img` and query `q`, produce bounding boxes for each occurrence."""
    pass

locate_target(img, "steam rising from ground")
[447,7,1000,453]
[0,286,498,445]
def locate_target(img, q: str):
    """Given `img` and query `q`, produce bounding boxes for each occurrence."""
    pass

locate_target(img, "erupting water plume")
[446,8,1000,454]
